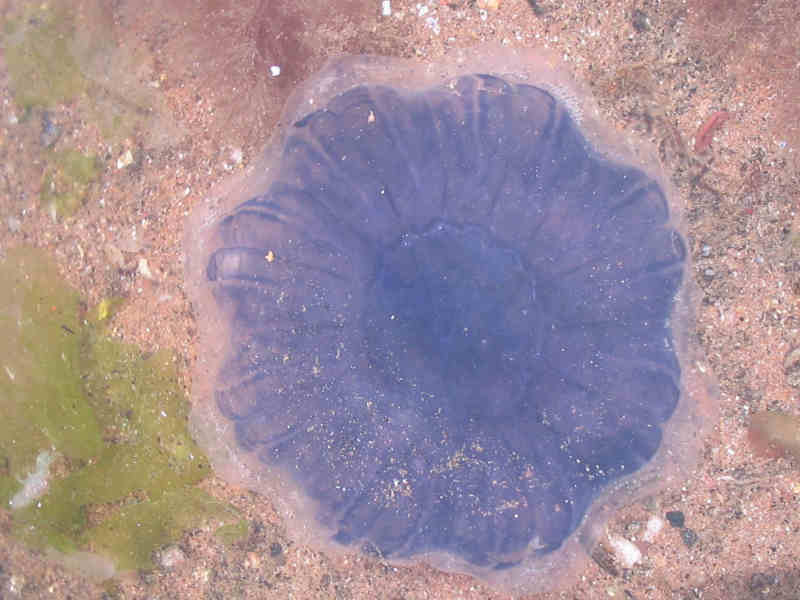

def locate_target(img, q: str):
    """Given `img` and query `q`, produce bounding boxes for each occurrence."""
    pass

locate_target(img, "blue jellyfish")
[188,53,701,592]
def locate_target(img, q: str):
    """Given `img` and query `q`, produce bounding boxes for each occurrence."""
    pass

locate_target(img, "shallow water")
[1,1,799,599]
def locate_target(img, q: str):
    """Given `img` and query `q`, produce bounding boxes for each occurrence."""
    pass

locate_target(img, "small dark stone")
[40,112,61,148]
[784,346,800,388]
[526,0,547,16]
[252,519,265,535]
[590,543,619,577]
[665,510,685,528]
[681,528,699,547]
[360,541,383,558]
[749,571,779,592]
[269,542,283,557]
[631,9,650,32]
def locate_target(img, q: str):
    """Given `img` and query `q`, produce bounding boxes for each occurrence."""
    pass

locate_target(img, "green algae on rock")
[2,3,87,110]
[0,247,241,574]
[40,148,100,220]
[213,518,251,547]
[2,1,184,146]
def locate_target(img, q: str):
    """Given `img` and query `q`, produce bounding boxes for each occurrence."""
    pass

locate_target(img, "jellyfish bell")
[185,46,717,594]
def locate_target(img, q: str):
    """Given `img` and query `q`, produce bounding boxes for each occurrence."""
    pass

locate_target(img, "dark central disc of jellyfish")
[206,74,686,569]
[363,221,539,421]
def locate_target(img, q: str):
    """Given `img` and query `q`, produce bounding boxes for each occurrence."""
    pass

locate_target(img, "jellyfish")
[185,48,714,593]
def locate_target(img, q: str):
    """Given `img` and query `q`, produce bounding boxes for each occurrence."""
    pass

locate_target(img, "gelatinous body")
[187,51,711,592]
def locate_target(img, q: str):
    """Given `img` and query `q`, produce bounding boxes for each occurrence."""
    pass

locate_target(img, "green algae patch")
[2,1,184,147]
[2,4,87,110]
[214,518,251,547]
[0,247,233,573]
[0,247,97,504]
[40,149,100,220]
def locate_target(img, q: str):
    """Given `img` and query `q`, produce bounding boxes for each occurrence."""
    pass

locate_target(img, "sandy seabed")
[1,0,799,598]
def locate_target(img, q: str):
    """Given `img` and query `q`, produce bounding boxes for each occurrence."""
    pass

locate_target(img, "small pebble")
[137,258,155,280]
[244,552,261,569]
[784,347,800,388]
[608,534,642,569]
[642,515,664,542]
[590,543,619,576]
[665,510,685,528]
[631,8,650,32]
[7,574,25,596]
[749,572,780,593]
[701,244,712,257]
[40,112,61,148]
[381,0,391,16]
[425,15,440,34]
[117,149,134,169]
[625,520,642,536]
[269,542,283,557]
[156,544,186,569]
[270,65,281,77]
[703,267,715,279]
[681,528,699,547]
